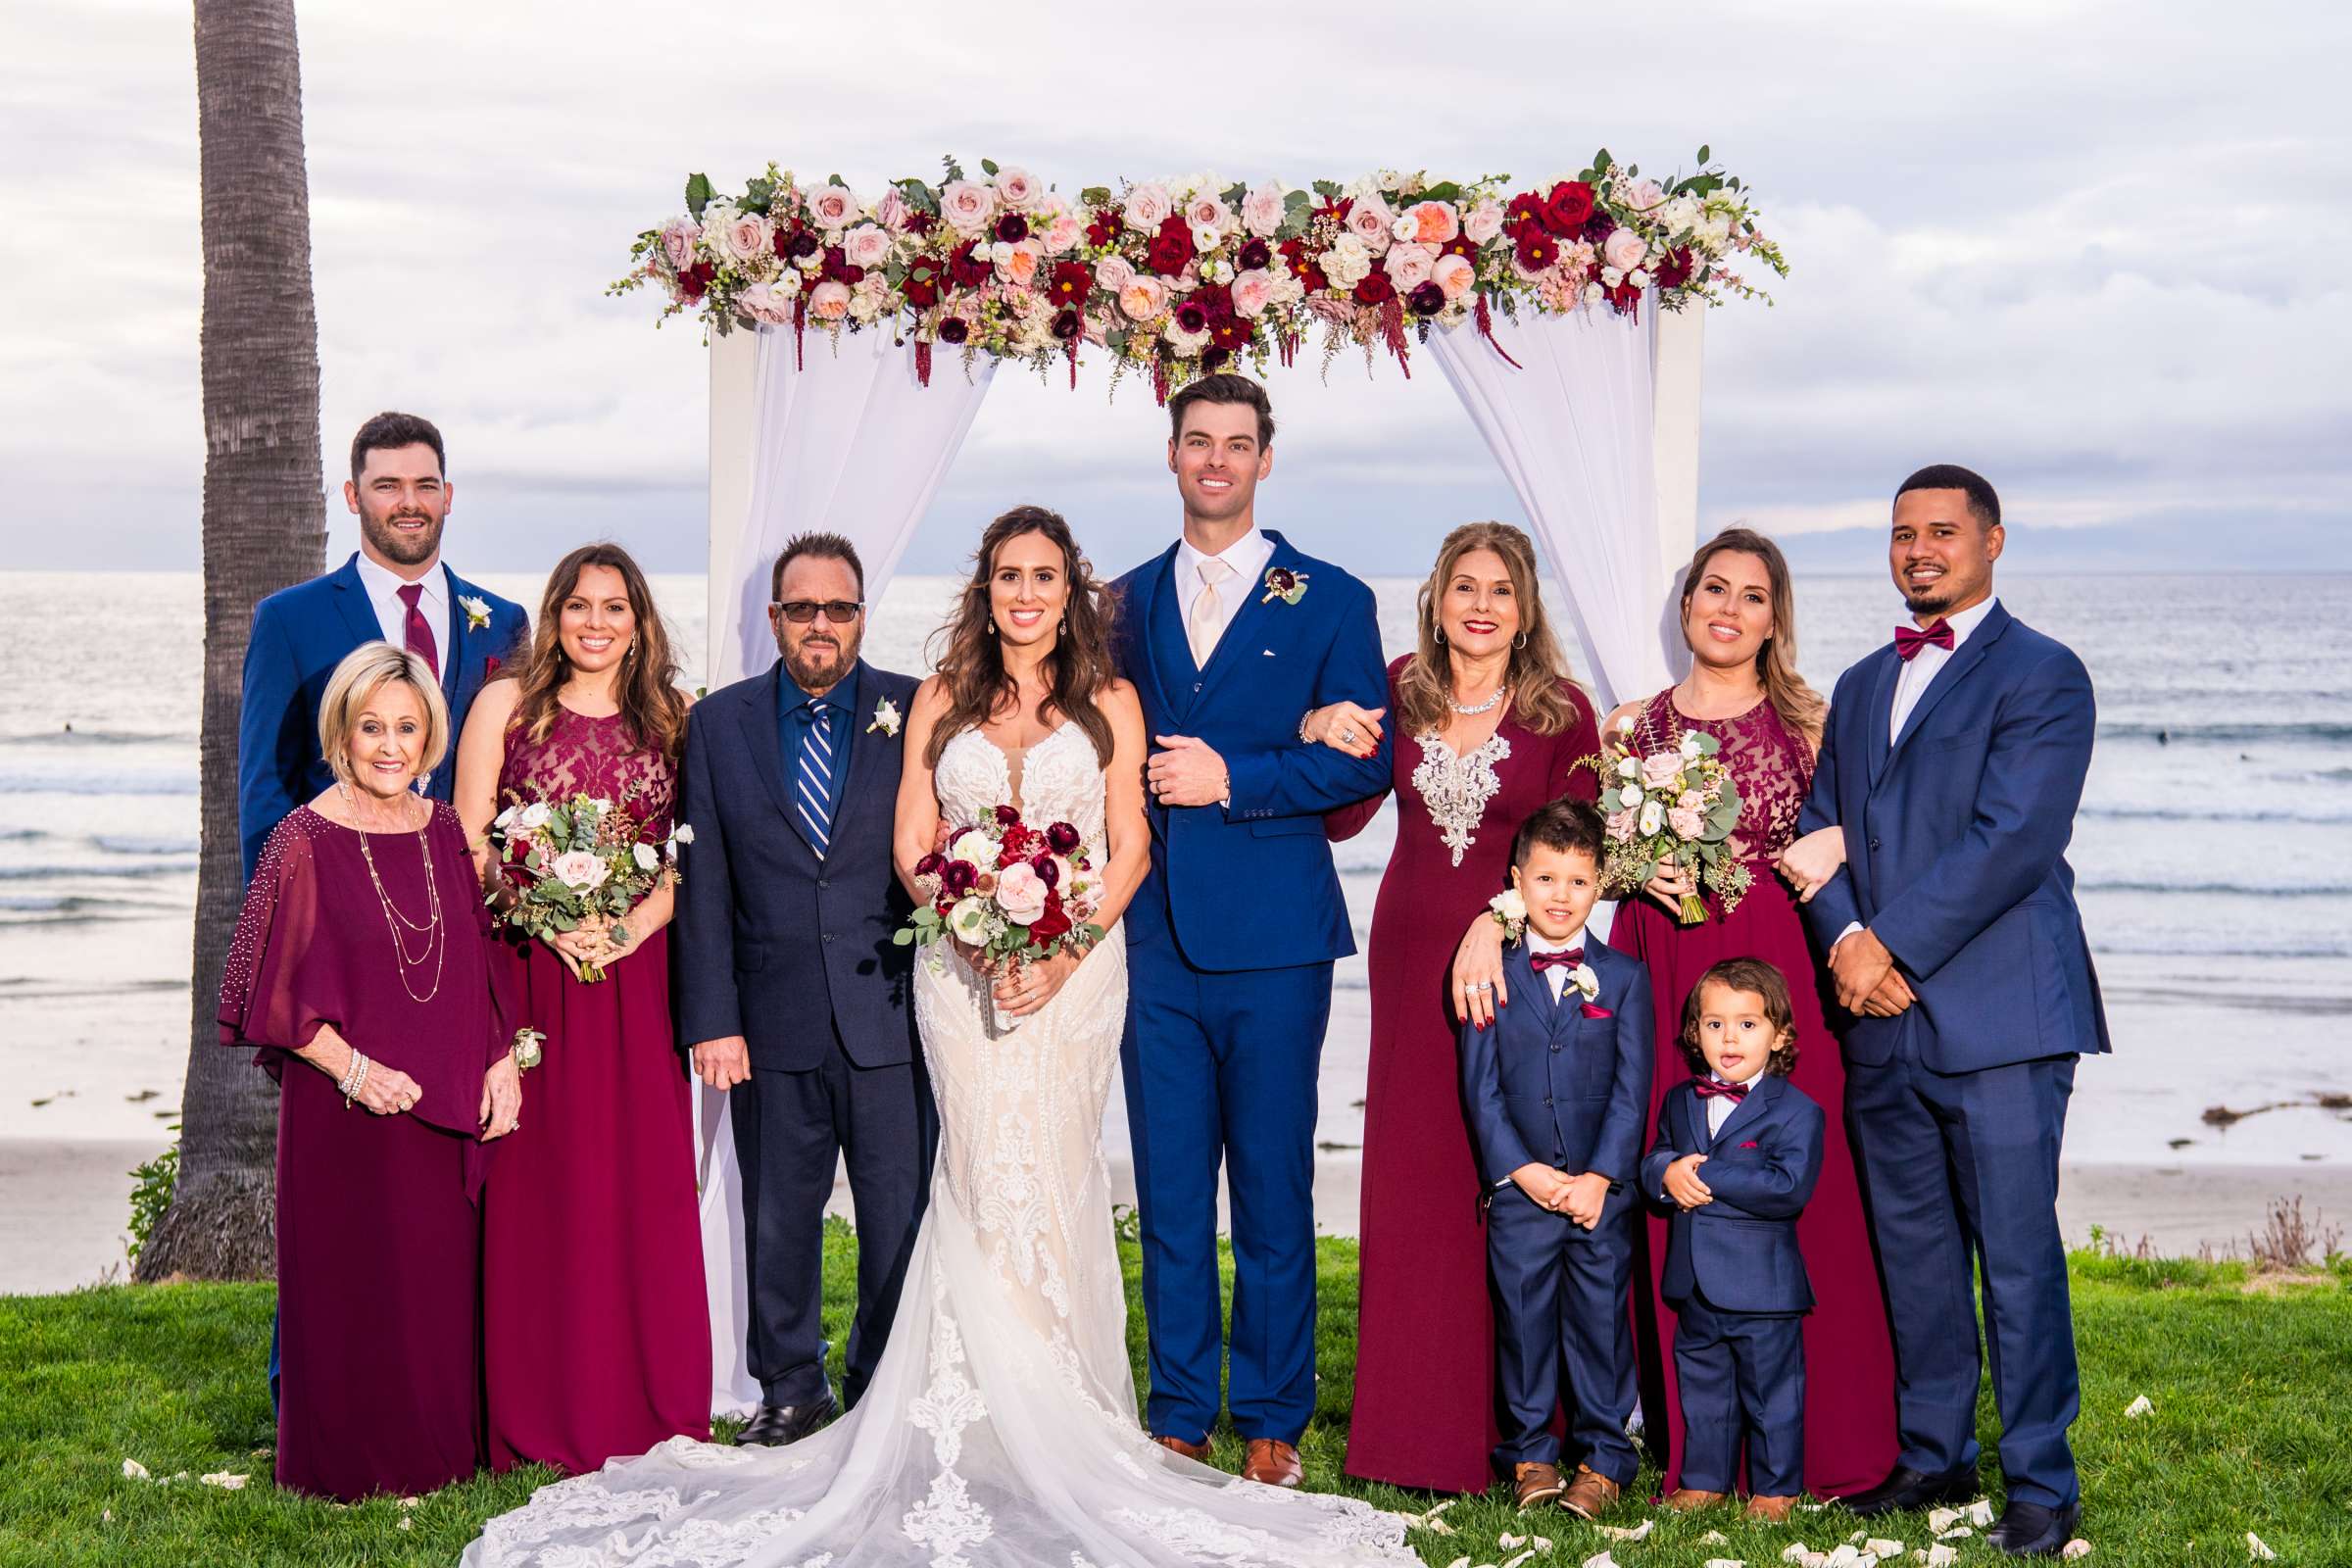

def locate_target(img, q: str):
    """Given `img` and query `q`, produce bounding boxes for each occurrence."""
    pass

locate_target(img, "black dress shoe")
[1843,1461,1980,1518]
[1988,1498,2081,1557]
[734,1394,838,1447]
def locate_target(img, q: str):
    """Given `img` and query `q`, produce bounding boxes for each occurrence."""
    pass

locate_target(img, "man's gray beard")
[362,512,443,566]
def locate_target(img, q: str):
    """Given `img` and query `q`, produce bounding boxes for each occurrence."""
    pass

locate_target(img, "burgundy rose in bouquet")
[896,805,1103,973]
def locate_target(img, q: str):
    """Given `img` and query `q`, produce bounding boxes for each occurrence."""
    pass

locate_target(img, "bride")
[465,507,1415,1566]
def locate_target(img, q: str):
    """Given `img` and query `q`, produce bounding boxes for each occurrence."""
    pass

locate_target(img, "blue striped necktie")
[796,699,835,858]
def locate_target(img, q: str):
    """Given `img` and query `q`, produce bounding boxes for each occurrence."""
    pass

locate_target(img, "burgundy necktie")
[397,582,440,679]
[1529,947,1585,972]
[1691,1077,1750,1102]
[1893,618,1954,662]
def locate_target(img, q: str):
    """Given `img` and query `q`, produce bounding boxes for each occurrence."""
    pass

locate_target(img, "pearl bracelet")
[340,1051,371,1107]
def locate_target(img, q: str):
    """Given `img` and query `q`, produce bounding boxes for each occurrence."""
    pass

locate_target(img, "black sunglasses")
[772,600,864,625]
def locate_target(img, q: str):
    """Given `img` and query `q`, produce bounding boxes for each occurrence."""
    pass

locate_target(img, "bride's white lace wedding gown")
[465,721,1417,1568]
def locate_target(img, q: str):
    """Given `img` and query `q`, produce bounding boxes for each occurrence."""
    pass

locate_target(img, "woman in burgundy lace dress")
[456,544,711,1474]
[1605,527,1895,1498]
[1313,522,1600,1494]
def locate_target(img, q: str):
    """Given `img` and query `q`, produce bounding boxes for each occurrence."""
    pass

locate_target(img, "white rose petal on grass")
[1444,1558,1469,1568]
[1936,1527,1974,1541]
[1597,1518,1653,1541]
[122,1458,149,1480]
[1501,1553,1535,1568]
[1705,1561,1747,1568]
[1497,1535,1526,1549]
[1783,1548,1813,1565]
[1918,1548,1958,1568]
[199,1472,247,1490]
[1967,1498,1997,1527]
[1865,1541,1903,1558]
[1700,1531,1731,1544]
[397,1516,415,1532]
[2246,1533,2276,1561]
[2125,1395,2154,1418]
[1582,1552,1620,1568]
[1927,1507,1965,1534]
[2061,1544,2092,1561]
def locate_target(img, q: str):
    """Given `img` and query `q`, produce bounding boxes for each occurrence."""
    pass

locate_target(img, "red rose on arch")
[1147,214,1194,276]
[948,240,992,289]
[1543,180,1596,234]
[1351,270,1396,306]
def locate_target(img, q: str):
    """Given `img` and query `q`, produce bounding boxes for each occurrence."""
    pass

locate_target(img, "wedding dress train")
[465,721,1415,1567]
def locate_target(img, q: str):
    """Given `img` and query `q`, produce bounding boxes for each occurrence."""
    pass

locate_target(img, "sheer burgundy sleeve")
[1549,681,1603,805]
[1324,660,1405,842]
[218,811,344,1065]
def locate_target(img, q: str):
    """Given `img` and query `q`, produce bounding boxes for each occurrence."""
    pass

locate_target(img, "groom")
[1798,466,2108,1556]
[1110,374,1392,1486]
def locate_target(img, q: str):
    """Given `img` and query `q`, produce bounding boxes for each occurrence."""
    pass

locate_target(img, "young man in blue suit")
[1642,956,1826,1523]
[234,411,527,1408]
[1108,374,1392,1488]
[1796,465,2108,1556]
[1459,799,1652,1518]
[237,411,527,880]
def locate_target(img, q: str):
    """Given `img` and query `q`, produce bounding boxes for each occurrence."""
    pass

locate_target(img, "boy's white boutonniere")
[1487,888,1526,944]
[460,595,491,632]
[1259,565,1309,606]
[867,697,902,737]
[1568,962,1599,1004]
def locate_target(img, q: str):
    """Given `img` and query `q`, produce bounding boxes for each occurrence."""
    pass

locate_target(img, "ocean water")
[2,569,2346,1165]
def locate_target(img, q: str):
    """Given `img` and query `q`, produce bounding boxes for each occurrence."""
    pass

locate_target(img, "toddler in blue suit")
[1641,956,1826,1521]
[1459,799,1652,1518]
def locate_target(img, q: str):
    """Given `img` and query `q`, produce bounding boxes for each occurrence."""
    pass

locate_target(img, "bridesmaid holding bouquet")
[455,544,711,1475]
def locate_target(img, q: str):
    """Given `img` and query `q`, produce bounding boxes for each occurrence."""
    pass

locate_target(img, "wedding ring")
[1475,981,1494,992]
[1339,725,1354,744]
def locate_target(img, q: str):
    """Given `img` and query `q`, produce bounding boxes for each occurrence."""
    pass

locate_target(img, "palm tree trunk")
[136,0,325,1281]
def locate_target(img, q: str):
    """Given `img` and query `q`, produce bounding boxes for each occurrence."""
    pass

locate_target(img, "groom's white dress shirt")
[1173,526,1273,662]
[354,552,454,656]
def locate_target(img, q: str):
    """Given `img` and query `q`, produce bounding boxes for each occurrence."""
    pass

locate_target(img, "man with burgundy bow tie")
[1796,465,2107,1557]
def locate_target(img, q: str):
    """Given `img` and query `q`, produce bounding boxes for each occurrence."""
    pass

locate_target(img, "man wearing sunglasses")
[675,532,934,1448]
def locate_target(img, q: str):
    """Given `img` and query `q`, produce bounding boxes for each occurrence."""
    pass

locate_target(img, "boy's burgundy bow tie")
[1692,1077,1750,1102]
[1529,948,1585,971]
[1894,618,1955,662]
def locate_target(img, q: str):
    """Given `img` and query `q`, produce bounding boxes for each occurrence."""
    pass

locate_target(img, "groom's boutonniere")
[867,697,903,737]
[460,595,491,633]
[1259,566,1309,606]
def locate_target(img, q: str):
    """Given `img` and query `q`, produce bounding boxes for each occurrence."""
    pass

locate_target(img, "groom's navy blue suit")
[1798,599,2107,1509]
[1110,531,1390,1446]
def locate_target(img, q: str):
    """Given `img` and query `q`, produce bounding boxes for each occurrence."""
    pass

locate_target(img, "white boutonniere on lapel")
[1568,963,1600,1004]
[1259,565,1309,606]
[459,595,491,633]
[867,697,902,737]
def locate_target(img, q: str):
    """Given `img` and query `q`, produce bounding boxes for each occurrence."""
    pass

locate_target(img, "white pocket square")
[1261,649,1275,657]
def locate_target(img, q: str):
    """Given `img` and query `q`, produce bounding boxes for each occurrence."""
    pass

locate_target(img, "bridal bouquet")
[1581,720,1749,925]
[487,795,692,982]
[897,806,1103,970]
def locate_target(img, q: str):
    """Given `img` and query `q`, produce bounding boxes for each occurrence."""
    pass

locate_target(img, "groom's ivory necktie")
[1188,557,1235,668]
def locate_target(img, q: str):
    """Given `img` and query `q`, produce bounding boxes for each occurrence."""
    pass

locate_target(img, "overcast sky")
[6,0,2344,581]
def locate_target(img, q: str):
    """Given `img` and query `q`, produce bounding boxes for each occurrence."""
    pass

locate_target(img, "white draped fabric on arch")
[690,298,1705,1418]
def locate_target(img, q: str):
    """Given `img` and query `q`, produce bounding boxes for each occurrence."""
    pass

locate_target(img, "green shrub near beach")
[3,1237,2346,1566]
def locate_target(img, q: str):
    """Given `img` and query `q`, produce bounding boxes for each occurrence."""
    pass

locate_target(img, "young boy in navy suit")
[1640,957,1827,1522]
[1459,799,1653,1518]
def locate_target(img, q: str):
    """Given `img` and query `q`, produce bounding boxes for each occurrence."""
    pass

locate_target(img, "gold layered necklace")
[340,780,445,1004]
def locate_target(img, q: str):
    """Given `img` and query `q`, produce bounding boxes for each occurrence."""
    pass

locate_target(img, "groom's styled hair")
[1895,464,2000,530]
[1167,373,1275,449]
[350,411,446,482]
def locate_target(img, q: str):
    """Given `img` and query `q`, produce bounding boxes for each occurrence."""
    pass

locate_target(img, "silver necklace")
[338,781,445,1003]
[1447,684,1506,716]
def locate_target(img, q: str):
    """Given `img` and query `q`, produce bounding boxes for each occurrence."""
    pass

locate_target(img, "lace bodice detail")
[1409,729,1512,867]
[933,720,1106,857]
[1631,689,1813,859]
[498,706,674,843]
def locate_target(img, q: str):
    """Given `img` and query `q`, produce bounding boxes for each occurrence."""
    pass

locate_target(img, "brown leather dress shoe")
[1744,1494,1802,1523]
[1152,1433,1214,1464]
[1661,1488,1729,1511]
[1241,1439,1302,1488]
[1512,1460,1566,1509]
[1559,1463,1623,1520]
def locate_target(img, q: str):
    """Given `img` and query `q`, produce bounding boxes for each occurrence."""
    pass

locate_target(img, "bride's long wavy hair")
[924,506,1120,769]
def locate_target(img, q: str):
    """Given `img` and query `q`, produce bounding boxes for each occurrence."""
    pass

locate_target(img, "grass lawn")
[4,1235,2348,1566]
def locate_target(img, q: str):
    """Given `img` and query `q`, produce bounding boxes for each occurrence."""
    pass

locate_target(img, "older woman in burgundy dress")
[1312,521,1600,1494]
[220,644,520,1501]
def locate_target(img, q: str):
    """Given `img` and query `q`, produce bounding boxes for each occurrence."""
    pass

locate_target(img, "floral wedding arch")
[630,152,1785,1416]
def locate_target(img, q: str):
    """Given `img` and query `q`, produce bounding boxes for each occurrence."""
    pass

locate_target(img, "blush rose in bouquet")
[486,794,691,982]
[896,805,1104,994]
[1579,716,1750,925]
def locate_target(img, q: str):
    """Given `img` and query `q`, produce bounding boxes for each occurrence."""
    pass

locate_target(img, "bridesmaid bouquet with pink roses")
[486,794,691,982]
[1581,720,1750,924]
[898,804,1103,970]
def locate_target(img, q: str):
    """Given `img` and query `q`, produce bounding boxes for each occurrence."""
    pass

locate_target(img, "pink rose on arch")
[1117,276,1170,321]
[1404,200,1460,245]
[808,183,861,231]
[1462,199,1506,245]
[1432,252,1476,300]
[1667,806,1705,841]
[1383,242,1437,290]
[1095,254,1137,297]
[1604,808,1637,840]
[993,166,1042,211]
[660,218,700,270]
[1344,193,1396,254]
[1626,177,1668,212]
[720,212,772,263]
[842,223,893,270]
[1602,226,1648,274]
[1242,183,1288,237]
[873,187,912,231]
[1640,752,1686,790]
[939,179,997,235]
[1122,181,1175,232]
[1229,268,1278,318]
[1036,195,1083,255]
[808,280,853,320]
[1185,193,1233,233]
[995,860,1048,924]
[994,240,1044,287]
[738,281,795,325]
